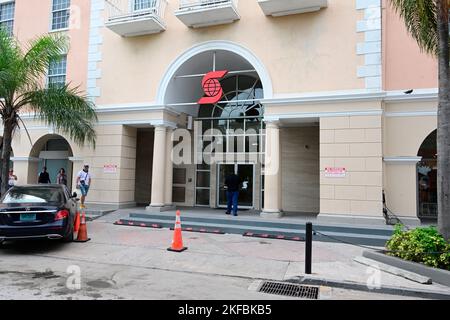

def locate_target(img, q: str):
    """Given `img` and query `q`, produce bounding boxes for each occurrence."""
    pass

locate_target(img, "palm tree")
[0,27,97,194]
[390,0,449,240]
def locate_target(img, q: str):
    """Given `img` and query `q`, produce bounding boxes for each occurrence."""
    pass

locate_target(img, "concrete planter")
[363,250,450,287]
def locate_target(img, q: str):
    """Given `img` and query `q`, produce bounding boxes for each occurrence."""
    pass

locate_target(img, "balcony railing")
[257,0,328,17]
[175,0,240,28]
[105,0,167,37]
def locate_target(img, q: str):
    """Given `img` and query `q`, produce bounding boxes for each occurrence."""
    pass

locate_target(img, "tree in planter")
[390,0,449,240]
[0,28,97,194]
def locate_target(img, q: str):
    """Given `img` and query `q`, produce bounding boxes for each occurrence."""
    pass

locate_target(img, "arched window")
[198,75,264,136]
[417,130,437,219]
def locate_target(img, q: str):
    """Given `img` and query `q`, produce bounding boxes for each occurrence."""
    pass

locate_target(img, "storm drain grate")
[258,281,319,299]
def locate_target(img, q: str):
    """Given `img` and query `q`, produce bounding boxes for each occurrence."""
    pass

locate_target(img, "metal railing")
[178,0,236,11]
[105,0,167,23]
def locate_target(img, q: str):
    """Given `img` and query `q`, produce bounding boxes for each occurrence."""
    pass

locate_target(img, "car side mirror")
[72,192,77,198]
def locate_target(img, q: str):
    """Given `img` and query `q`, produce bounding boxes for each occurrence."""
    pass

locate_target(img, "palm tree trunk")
[437,0,450,240]
[1,119,13,195]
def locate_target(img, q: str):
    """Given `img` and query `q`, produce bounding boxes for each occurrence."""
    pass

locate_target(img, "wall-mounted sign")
[325,167,346,178]
[103,164,118,173]
[198,70,228,105]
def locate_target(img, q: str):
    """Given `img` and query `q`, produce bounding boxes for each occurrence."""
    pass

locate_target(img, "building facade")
[4,0,438,224]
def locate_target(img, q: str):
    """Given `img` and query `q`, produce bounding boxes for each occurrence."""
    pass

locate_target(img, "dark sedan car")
[0,184,79,243]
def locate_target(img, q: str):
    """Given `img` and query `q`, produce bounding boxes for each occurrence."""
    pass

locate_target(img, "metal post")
[305,222,312,274]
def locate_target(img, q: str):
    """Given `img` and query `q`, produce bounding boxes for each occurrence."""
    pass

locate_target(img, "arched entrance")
[29,135,74,189]
[417,129,437,219]
[158,43,270,210]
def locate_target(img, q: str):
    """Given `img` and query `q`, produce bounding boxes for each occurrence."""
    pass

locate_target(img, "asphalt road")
[0,218,434,300]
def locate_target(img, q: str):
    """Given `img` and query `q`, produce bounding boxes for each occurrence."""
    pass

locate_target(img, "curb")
[287,276,450,300]
[363,250,450,287]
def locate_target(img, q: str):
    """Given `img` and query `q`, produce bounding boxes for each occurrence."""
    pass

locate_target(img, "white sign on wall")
[103,164,118,173]
[324,167,346,178]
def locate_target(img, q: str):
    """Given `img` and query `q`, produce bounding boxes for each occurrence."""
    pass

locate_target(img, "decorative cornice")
[95,103,181,116]
[383,156,422,164]
[10,157,40,162]
[265,110,382,122]
[263,90,385,106]
[384,88,438,103]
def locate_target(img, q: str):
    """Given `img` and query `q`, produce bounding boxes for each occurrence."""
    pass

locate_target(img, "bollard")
[305,222,312,274]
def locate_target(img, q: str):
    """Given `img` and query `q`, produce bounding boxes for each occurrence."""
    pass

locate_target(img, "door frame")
[216,162,255,209]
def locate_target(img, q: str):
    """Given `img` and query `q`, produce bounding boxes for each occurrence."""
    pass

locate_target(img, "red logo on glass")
[198,70,228,105]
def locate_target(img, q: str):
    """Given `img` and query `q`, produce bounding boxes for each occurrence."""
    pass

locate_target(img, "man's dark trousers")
[227,191,239,216]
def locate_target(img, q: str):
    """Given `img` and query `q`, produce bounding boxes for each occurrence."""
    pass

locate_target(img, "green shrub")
[385,225,450,270]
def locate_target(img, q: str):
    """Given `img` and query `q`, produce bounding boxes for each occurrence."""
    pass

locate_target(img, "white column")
[149,125,167,208]
[164,128,174,207]
[262,121,282,217]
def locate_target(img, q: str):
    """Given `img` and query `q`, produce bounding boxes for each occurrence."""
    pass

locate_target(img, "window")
[134,0,156,11]
[0,1,15,36]
[198,75,265,155]
[48,55,67,88]
[51,0,70,30]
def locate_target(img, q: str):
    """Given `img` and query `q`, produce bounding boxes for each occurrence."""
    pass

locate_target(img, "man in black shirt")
[38,166,51,184]
[225,173,241,216]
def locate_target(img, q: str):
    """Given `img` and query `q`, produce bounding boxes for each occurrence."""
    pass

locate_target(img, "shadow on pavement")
[0,239,67,254]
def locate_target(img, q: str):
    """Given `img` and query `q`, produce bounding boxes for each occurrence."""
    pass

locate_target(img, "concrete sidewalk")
[0,211,448,299]
[101,210,447,290]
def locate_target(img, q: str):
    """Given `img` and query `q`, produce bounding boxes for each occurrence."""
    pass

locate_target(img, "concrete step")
[129,212,394,236]
[124,213,393,247]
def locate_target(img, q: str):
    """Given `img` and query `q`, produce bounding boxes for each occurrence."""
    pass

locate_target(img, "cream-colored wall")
[384,163,418,218]
[12,122,136,207]
[320,115,383,216]
[75,125,137,206]
[383,102,437,157]
[281,126,320,213]
[382,101,437,218]
[97,0,364,105]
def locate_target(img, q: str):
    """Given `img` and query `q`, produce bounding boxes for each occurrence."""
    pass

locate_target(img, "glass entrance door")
[217,163,254,209]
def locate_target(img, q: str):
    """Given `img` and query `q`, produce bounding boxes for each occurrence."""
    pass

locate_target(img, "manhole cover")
[258,281,319,299]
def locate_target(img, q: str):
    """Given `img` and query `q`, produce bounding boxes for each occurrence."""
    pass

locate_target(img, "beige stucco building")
[2,0,439,225]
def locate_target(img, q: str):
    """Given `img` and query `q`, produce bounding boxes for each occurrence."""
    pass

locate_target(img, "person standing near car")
[38,166,51,184]
[56,168,68,186]
[76,164,92,209]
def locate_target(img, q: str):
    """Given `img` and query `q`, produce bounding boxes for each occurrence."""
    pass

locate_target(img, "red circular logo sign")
[198,70,228,105]
[203,78,221,97]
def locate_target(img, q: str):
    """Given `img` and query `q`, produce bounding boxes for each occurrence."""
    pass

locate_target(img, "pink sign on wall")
[324,167,346,178]
[103,164,118,173]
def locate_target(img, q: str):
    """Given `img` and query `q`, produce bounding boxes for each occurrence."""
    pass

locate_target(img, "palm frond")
[390,0,439,55]
[23,85,98,147]
[0,27,23,103]
[20,34,68,90]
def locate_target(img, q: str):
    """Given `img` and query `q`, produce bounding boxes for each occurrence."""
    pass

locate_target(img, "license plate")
[20,213,36,222]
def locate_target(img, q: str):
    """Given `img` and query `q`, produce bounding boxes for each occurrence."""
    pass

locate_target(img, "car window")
[1,187,65,204]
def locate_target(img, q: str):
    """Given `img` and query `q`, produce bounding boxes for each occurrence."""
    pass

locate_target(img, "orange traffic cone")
[74,211,91,243]
[167,210,187,252]
[74,211,80,233]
